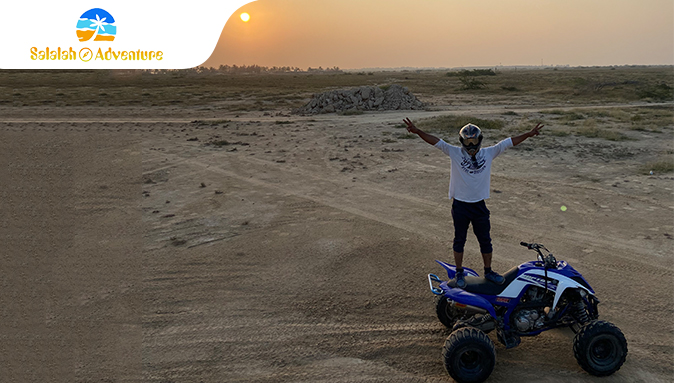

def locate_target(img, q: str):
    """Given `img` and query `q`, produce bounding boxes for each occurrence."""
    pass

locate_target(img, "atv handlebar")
[521,241,557,269]
[520,241,542,250]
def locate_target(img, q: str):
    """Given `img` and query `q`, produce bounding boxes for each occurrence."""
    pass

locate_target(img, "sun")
[240,12,250,22]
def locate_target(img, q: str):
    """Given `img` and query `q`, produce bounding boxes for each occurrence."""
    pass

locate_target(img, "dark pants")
[451,199,493,254]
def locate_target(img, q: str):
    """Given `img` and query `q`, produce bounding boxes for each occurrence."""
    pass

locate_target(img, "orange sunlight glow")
[203,1,674,69]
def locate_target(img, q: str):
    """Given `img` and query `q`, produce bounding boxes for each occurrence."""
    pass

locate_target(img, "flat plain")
[1,66,673,382]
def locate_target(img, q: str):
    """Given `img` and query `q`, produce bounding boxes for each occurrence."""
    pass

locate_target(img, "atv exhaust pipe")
[451,301,488,315]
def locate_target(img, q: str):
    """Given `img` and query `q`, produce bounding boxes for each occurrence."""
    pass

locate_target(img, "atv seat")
[447,266,519,296]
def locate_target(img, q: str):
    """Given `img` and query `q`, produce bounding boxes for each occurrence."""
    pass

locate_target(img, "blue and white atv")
[427,242,627,383]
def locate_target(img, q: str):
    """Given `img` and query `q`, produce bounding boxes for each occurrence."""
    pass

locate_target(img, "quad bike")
[427,242,627,383]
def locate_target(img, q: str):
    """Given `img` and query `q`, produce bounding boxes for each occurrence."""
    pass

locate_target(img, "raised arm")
[403,118,440,146]
[512,123,544,146]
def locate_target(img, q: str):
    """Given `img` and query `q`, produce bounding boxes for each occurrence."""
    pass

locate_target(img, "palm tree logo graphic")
[76,8,117,42]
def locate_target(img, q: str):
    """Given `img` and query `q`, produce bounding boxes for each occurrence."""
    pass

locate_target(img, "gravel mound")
[294,84,425,114]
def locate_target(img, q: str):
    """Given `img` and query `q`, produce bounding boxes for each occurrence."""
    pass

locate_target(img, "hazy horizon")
[195,63,673,71]
[202,0,674,70]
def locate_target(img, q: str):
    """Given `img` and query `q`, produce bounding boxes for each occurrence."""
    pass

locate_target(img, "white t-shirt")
[434,137,513,203]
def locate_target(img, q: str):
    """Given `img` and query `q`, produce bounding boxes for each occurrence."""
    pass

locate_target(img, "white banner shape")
[0,0,256,69]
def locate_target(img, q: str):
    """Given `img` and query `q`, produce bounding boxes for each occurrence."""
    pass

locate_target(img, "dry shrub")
[640,158,674,174]
[574,127,631,141]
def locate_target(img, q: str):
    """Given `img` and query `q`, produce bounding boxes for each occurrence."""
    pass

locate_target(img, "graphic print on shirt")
[459,154,486,175]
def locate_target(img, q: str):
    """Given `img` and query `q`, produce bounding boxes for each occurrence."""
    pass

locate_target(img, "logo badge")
[76,8,117,42]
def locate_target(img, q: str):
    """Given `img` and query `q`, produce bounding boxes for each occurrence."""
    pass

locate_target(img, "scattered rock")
[171,238,187,246]
[294,84,425,114]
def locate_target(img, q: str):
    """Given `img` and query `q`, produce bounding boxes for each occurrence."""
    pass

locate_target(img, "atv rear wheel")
[443,327,495,383]
[436,296,457,328]
[573,320,627,376]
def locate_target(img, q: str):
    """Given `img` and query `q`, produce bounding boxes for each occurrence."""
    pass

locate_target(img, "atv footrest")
[497,329,521,349]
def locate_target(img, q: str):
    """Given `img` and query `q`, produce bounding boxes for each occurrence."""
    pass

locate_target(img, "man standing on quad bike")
[403,118,543,288]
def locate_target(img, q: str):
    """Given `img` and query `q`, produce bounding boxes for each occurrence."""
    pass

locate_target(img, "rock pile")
[294,84,425,114]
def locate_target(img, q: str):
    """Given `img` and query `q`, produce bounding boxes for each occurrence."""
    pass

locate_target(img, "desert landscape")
[1,66,673,382]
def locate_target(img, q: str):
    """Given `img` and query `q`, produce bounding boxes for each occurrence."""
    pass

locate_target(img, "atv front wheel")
[436,296,457,328]
[573,320,627,376]
[443,327,495,383]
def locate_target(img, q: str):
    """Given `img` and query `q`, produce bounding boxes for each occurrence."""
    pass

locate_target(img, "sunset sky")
[203,0,674,69]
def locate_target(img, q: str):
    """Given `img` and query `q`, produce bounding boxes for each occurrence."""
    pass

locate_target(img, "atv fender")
[518,269,594,311]
[435,260,480,280]
[443,285,497,318]
[553,281,593,310]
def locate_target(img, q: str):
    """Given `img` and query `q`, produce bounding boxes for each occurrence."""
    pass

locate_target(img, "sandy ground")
[1,102,673,382]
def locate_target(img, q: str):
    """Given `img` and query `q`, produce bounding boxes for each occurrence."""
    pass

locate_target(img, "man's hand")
[402,117,440,146]
[529,123,544,137]
[512,123,544,146]
[403,118,421,134]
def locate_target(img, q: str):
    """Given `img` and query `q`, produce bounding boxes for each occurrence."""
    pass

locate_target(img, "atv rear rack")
[428,273,443,295]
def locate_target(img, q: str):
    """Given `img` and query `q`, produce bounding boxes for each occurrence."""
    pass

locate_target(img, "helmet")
[459,123,483,156]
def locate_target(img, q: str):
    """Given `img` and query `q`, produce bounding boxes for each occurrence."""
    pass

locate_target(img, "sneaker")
[485,270,505,285]
[454,270,466,289]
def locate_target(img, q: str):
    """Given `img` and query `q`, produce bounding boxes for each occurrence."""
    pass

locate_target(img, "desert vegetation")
[1,66,671,109]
